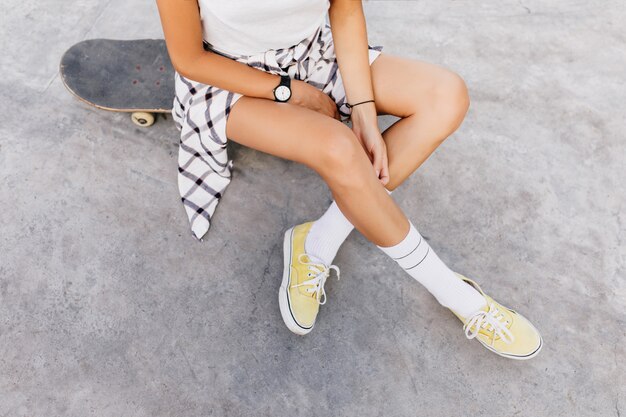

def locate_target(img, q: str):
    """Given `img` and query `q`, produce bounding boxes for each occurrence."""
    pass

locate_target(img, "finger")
[357,134,373,162]
[323,96,339,120]
[328,100,338,120]
[322,102,334,119]
[364,142,376,165]
[380,151,390,185]
[372,145,383,178]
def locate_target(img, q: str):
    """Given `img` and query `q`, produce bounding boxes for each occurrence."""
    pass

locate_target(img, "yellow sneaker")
[279,222,340,335]
[450,273,543,360]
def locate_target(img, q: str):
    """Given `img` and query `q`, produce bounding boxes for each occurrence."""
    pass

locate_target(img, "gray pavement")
[1,0,625,416]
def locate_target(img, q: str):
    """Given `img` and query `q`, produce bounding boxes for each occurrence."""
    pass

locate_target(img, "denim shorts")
[172,21,384,241]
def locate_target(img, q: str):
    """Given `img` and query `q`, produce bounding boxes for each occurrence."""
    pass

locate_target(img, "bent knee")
[319,128,362,169]
[434,71,470,128]
[314,127,369,185]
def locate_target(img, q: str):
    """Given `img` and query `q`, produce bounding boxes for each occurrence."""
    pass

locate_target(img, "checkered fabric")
[172,21,383,241]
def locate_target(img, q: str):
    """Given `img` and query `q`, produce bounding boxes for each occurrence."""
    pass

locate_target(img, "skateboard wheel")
[131,112,155,127]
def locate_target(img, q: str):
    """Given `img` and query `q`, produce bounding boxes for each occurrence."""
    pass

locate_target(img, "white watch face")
[275,85,291,102]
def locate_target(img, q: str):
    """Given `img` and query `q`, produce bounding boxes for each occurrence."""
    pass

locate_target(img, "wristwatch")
[273,74,292,102]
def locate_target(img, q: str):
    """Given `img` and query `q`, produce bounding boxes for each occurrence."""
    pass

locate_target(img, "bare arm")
[328,0,389,184]
[155,0,279,100]
[156,0,340,118]
[328,0,377,124]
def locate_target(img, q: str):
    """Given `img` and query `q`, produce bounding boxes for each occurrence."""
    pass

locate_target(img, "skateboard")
[60,39,175,127]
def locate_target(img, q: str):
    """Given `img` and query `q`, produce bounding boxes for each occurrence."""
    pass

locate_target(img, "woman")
[155,0,542,359]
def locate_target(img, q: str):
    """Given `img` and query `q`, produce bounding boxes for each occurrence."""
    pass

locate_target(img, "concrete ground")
[1,0,624,416]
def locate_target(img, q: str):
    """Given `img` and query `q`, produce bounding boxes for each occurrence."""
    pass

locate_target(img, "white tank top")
[198,0,330,56]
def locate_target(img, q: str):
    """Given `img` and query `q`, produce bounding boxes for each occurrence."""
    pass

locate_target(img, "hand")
[290,79,341,120]
[350,102,389,185]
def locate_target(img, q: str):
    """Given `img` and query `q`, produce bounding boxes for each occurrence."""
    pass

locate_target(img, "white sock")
[377,220,487,318]
[305,188,393,265]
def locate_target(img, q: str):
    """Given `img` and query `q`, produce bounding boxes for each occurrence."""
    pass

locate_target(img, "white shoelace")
[292,253,340,305]
[463,302,515,346]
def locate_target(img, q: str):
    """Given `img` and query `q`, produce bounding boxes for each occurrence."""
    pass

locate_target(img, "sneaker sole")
[278,226,313,336]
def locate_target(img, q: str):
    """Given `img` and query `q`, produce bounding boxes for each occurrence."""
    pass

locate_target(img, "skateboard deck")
[60,39,175,127]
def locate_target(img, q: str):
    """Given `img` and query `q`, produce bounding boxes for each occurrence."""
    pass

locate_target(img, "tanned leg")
[225,53,469,245]
[225,97,408,247]
[370,52,470,190]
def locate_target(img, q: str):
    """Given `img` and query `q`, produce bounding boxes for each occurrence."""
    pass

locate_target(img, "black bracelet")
[346,99,375,109]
